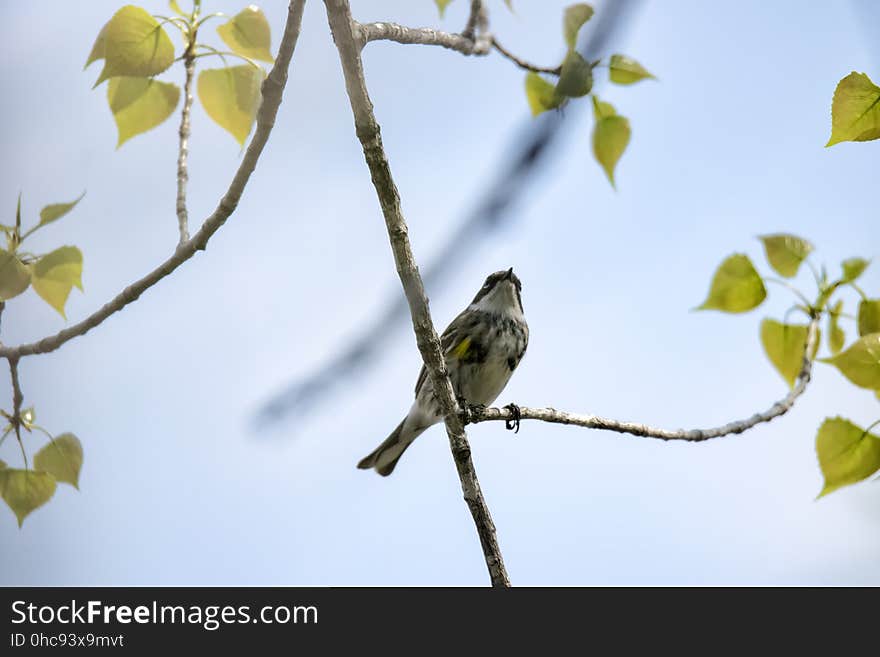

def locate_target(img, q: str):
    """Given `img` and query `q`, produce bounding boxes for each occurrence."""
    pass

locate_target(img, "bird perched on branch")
[358,268,528,476]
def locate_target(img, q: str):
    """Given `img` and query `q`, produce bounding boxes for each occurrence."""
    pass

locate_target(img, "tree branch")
[175,35,197,245]
[491,37,561,75]
[358,21,491,55]
[0,0,307,360]
[461,0,487,41]
[8,356,26,467]
[324,0,509,587]
[468,317,821,441]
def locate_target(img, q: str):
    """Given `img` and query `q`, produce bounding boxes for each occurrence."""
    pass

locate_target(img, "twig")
[491,37,561,75]
[324,0,510,587]
[469,317,821,441]
[8,357,27,468]
[358,21,491,55]
[461,0,486,41]
[0,0,307,360]
[175,34,198,245]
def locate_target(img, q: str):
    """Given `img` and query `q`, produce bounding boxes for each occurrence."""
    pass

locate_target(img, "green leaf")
[0,250,31,301]
[591,95,616,120]
[30,246,83,319]
[858,299,880,336]
[504,0,513,10]
[816,417,880,497]
[826,72,880,146]
[592,115,630,188]
[0,469,56,527]
[435,0,453,17]
[524,72,563,117]
[217,6,274,63]
[169,0,186,16]
[609,54,655,85]
[556,50,593,98]
[38,193,86,230]
[88,6,175,87]
[85,23,108,70]
[758,233,813,278]
[198,65,264,145]
[760,319,818,387]
[33,433,83,489]
[563,4,594,49]
[696,254,767,313]
[841,257,869,283]
[820,332,880,389]
[828,300,845,355]
[107,77,180,147]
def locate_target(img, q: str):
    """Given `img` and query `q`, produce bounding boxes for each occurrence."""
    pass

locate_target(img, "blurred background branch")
[257,0,641,427]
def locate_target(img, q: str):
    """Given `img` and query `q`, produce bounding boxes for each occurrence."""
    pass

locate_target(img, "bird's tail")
[357,418,424,476]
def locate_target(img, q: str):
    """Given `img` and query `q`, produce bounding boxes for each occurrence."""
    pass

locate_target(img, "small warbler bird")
[358,268,528,476]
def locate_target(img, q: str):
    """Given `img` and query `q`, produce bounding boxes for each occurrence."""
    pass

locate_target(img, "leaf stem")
[195,12,226,29]
[805,257,822,289]
[849,282,869,301]
[863,419,880,437]
[192,45,261,70]
[764,277,812,309]
[491,37,561,75]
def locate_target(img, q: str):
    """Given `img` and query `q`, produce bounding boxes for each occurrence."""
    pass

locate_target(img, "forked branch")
[0,0,307,361]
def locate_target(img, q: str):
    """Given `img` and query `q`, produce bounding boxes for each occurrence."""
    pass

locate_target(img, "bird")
[358,268,528,476]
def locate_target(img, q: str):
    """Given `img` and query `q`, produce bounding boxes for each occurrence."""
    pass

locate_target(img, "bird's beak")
[504,267,514,281]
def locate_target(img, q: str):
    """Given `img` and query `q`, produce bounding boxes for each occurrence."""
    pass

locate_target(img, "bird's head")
[470,267,524,315]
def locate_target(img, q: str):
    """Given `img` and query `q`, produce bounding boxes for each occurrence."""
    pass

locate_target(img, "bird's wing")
[414,309,471,397]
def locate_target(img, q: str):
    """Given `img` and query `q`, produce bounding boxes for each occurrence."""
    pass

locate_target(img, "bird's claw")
[457,397,485,425]
[504,403,521,433]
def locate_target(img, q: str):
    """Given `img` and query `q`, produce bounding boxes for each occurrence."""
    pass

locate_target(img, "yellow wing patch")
[452,336,472,360]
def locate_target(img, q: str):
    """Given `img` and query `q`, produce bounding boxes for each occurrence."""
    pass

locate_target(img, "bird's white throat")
[471,280,523,318]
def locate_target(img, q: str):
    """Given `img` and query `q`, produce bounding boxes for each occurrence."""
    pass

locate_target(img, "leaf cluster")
[0,406,82,527]
[523,5,654,187]
[697,234,880,496]
[86,2,275,146]
[0,194,85,317]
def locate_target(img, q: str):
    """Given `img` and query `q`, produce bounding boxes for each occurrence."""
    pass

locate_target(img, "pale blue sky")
[1,0,878,585]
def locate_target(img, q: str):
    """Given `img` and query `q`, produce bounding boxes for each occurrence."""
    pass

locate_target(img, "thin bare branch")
[358,21,491,55]
[0,0,308,361]
[461,0,487,41]
[468,317,821,441]
[324,0,509,587]
[175,36,198,245]
[491,37,561,75]
[8,356,26,468]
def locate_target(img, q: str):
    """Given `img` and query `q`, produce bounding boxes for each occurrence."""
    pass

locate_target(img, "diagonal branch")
[0,0,307,361]
[491,37,561,75]
[256,0,640,425]
[175,33,198,245]
[324,0,510,587]
[469,317,821,441]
